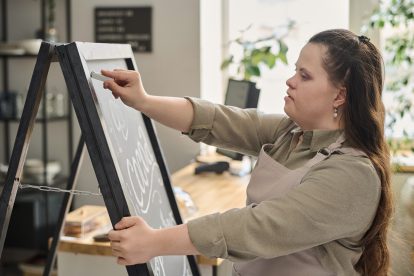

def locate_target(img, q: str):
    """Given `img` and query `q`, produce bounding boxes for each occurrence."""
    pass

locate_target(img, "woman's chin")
[283,106,290,116]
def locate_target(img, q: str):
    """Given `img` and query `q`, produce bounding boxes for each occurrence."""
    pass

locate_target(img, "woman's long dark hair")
[309,29,393,275]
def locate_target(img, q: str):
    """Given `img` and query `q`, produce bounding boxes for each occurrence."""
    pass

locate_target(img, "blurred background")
[0,0,413,275]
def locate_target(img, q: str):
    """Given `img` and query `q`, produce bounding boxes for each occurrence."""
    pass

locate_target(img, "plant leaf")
[278,53,288,64]
[264,53,277,68]
[245,65,261,78]
[251,50,265,66]
[220,56,234,70]
[279,40,288,55]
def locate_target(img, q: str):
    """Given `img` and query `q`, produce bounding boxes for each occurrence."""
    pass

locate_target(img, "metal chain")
[18,183,102,196]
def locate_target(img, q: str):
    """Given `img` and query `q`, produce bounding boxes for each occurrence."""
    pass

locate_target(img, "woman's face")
[284,42,342,130]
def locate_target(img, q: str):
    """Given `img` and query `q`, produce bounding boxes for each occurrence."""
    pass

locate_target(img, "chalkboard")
[95,7,152,52]
[57,42,199,276]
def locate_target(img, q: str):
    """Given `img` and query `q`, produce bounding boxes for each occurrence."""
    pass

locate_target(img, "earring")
[333,107,338,118]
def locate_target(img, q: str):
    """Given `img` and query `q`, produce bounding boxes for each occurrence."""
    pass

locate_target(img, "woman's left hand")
[108,216,158,265]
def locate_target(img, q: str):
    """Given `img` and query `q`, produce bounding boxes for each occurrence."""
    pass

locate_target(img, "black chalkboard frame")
[56,42,199,276]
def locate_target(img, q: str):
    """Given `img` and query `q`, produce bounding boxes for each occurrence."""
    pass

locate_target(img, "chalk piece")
[90,71,112,82]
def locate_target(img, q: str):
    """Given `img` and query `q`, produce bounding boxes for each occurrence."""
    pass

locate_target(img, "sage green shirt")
[184,98,381,275]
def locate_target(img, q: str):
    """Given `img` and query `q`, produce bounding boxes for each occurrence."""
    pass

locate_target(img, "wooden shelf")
[0,115,69,123]
[20,174,68,187]
[0,53,37,58]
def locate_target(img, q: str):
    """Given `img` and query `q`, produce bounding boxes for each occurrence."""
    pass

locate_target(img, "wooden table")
[58,156,249,275]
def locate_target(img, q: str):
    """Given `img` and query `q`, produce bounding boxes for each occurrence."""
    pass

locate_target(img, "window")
[377,4,414,138]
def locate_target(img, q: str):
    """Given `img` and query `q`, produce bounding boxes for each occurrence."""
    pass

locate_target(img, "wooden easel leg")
[43,136,85,276]
[0,42,55,258]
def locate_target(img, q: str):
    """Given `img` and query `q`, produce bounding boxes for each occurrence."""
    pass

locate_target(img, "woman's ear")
[334,87,347,107]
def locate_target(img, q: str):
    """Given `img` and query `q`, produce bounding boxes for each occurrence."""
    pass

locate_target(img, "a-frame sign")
[0,42,200,276]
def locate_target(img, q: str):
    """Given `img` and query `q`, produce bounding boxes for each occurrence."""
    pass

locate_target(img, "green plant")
[365,0,414,152]
[221,21,294,81]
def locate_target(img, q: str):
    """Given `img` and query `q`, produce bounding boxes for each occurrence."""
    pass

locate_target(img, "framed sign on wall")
[95,7,152,52]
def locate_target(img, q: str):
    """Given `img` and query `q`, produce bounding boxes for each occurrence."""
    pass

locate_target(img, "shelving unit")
[0,115,70,123]
[0,0,73,261]
[0,53,39,58]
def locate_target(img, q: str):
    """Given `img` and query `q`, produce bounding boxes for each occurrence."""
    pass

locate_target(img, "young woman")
[104,29,392,276]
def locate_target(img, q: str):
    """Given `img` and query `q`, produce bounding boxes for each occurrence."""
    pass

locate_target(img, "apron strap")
[303,133,367,168]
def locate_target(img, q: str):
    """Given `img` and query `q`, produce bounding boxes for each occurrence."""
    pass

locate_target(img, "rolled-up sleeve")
[184,97,217,142]
[184,97,290,156]
[187,155,381,262]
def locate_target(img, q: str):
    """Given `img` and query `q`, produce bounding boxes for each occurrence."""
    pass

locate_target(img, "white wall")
[200,0,224,104]
[71,0,202,208]
[349,0,380,46]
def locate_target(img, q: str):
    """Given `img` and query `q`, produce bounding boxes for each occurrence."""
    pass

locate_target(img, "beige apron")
[233,131,366,276]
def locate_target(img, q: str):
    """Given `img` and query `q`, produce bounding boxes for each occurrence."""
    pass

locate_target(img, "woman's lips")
[285,93,293,101]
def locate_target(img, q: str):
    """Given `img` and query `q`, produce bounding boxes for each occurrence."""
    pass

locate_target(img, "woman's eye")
[301,74,308,80]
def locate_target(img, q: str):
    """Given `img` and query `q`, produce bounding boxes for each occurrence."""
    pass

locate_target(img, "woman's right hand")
[101,69,147,111]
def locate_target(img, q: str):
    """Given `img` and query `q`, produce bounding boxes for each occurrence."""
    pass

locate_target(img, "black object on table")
[194,161,230,175]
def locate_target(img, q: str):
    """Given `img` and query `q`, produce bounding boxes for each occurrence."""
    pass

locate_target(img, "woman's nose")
[286,75,295,89]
